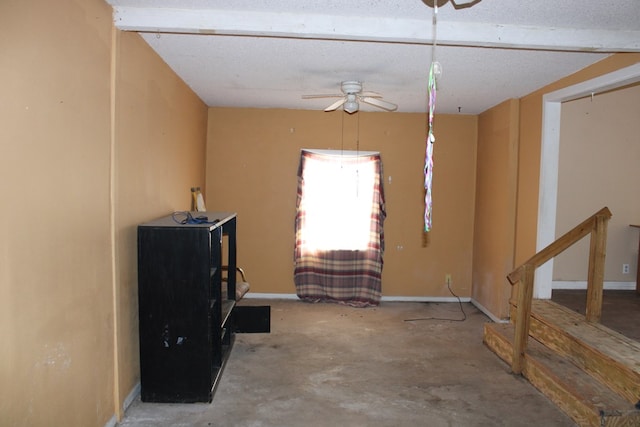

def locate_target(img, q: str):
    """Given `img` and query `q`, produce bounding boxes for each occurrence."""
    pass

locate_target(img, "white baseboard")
[104,414,117,427]
[552,281,636,290]
[381,295,471,303]
[103,382,141,427]
[123,382,141,413]
[470,298,509,324]
[247,293,511,323]
[245,293,471,303]
[244,293,298,299]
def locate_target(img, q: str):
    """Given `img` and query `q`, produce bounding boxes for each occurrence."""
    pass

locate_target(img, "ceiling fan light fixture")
[422,0,449,7]
[343,100,359,114]
[422,0,482,9]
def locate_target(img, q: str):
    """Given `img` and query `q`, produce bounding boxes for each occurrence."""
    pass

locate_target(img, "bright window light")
[301,156,376,251]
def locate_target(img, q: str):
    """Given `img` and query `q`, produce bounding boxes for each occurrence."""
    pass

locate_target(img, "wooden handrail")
[506,206,612,374]
[507,207,612,285]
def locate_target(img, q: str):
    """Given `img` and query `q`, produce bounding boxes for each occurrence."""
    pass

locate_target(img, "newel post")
[512,264,534,374]
[585,212,610,323]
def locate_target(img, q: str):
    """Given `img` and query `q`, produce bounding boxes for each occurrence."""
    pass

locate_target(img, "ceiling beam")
[112,7,640,53]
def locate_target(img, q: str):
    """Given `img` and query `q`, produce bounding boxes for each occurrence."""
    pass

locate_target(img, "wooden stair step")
[484,322,640,427]
[523,300,640,404]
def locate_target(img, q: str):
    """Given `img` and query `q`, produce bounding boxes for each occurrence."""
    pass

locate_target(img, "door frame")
[535,62,640,299]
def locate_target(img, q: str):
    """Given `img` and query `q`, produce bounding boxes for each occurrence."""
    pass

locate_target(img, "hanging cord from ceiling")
[340,109,344,154]
[356,112,360,197]
[403,280,467,322]
[339,108,345,169]
[356,109,360,155]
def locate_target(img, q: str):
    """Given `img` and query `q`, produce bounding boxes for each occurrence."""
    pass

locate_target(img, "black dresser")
[137,212,237,403]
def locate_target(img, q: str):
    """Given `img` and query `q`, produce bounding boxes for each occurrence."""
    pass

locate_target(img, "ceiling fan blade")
[361,91,383,98]
[361,97,398,112]
[301,94,343,99]
[324,98,347,112]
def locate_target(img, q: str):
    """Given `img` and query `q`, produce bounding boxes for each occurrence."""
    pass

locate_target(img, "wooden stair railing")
[506,206,612,374]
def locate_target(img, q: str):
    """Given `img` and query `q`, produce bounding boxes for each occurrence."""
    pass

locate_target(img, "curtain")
[294,149,386,307]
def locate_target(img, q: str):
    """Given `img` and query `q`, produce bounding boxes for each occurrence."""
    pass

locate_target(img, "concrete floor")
[118,299,576,427]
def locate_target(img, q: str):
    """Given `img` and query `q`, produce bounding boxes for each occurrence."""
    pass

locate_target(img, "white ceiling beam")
[112,7,640,53]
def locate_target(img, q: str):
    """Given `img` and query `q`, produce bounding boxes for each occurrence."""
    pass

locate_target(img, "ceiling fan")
[302,81,398,114]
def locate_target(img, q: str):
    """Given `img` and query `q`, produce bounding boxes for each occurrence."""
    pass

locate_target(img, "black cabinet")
[137,212,237,403]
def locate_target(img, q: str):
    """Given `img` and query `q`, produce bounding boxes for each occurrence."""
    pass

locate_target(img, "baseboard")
[552,281,636,290]
[245,293,471,303]
[244,293,299,299]
[104,413,117,427]
[103,382,141,427]
[470,298,509,324]
[243,293,535,324]
[123,382,141,414]
[381,295,471,303]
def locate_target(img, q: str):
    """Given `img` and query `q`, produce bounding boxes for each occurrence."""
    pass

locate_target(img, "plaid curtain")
[294,150,386,307]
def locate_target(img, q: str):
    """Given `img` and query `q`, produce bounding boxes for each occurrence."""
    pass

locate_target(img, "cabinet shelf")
[137,211,237,403]
[222,300,235,327]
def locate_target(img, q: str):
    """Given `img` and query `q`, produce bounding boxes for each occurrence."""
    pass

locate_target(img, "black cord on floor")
[404,281,467,322]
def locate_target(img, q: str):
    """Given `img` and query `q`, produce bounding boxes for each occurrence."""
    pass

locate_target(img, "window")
[300,153,376,251]
[294,149,386,307]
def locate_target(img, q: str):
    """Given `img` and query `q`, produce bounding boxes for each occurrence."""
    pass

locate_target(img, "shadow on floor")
[551,290,640,341]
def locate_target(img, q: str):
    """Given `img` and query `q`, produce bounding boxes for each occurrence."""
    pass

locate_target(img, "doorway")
[536,62,640,298]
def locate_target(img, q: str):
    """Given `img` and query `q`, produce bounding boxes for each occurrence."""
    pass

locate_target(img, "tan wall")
[0,0,208,425]
[516,54,640,267]
[554,84,640,282]
[0,0,114,425]
[206,109,477,297]
[472,99,520,319]
[113,30,208,417]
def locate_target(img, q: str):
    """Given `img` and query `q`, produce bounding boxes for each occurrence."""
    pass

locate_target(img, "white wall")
[554,84,640,285]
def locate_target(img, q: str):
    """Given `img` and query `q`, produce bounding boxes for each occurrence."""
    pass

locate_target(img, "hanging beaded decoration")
[424,4,439,232]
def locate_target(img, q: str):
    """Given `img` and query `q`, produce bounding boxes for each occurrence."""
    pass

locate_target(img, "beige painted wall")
[0,0,208,425]
[554,84,640,282]
[0,0,114,425]
[472,99,520,319]
[113,30,208,418]
[516,54,640,269]
[206,109,477,297]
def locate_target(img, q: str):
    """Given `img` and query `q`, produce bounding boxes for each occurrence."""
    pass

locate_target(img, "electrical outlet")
[445,274,452,286]
[623,264,630,274]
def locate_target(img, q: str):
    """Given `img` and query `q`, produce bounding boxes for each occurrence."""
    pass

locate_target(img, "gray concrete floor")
[118,299,576,427]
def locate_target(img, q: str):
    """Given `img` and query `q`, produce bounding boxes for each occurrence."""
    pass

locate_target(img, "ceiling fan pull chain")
[340,109,345,165]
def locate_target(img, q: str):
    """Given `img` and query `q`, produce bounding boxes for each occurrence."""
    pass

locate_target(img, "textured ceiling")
[106,0,640,114]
